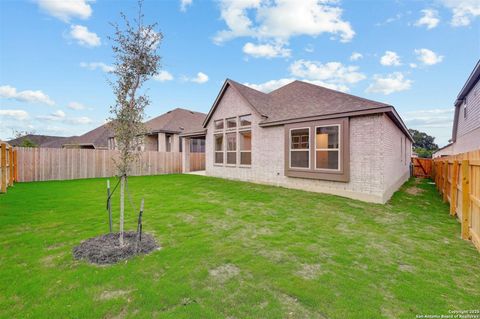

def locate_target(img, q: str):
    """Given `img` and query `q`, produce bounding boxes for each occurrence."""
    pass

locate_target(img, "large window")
[239,114,252,127]
[215,120,224,130]
[290,128,310,169]
[240,131,251,165]
[213,116,252,167]
[226,133,236,165]
[226,117,237,129]
[214,135,223,164]
[285,118,349,182]
[315,125,340,170]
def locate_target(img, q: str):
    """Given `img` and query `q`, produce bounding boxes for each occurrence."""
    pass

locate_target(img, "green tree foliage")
[408,129,439,158]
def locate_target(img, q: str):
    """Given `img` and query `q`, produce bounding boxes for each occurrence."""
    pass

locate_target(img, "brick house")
[434,60,480,158]
[108,108,206,153]
[185,79,413,203]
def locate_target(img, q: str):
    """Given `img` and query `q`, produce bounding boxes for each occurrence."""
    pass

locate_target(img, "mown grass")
[0,175,478,318]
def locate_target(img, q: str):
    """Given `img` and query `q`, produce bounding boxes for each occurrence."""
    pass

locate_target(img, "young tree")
[109,1,162,246]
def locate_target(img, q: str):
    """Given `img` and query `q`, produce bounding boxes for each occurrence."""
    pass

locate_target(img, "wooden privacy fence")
[433,149,480,252]
[15,147,182,182]
[412,157,433,178]
[0,142,17,193]
[190,153,206,171]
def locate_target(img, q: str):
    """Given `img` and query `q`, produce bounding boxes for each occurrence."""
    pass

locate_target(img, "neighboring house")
[433,60,480,158]
[8,134,73,148]
[191,79,413,203]
[63,123,113,149]
[109,108,206,152]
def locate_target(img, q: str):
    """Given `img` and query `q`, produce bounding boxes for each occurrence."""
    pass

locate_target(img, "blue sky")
[0,0,479,146]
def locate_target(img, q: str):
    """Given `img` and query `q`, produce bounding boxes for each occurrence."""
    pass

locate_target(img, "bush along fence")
[14,147,182,182]
[0,142,17,193]
[433,149,480,252]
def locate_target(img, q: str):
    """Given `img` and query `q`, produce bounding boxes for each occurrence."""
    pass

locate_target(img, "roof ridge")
[273,80,391,107]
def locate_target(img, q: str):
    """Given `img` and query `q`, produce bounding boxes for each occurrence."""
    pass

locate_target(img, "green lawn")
[0,175,479,318]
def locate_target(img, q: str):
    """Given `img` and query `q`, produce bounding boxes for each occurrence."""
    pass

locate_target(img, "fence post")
[8,147,13,186]
[443,161,448,202]
[13,149,18,182]
[461,160,471,240]
[1,143,6,193]
[450,161,458,216]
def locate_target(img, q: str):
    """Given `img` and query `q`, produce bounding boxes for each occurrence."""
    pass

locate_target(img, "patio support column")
[182,137,191,173]
[172,134,180,153]
[158,132,166,152]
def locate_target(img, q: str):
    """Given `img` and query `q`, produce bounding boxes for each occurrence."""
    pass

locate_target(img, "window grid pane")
[226,117,237,129]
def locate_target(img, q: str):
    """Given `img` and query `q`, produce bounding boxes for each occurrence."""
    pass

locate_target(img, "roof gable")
[203,79,411,140]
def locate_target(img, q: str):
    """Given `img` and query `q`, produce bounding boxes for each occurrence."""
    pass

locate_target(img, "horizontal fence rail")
[433,149,480,252]
[15,147,183,182]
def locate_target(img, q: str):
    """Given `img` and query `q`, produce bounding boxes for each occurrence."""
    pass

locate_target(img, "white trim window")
[226,132,237,165]
[214,134,224,164]
[239,114,252,127]
[239,130,251,166]
[315,125,340,171]
[226,117,237,130]
[214,119,224,131]
[289,127,310,169]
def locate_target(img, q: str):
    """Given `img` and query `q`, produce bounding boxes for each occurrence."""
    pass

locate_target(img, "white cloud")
[440,0,480,26]
[190,72,209,84]
[153,70,174,82]
[244,78,349,93]
[242,42,291,58]
[67,102,86,110]
[36,110,92,125]
[214,0,355,44]
[366,72,412,95]
[409,63,418,68]
[304,44,314,53]
[0,85,55,106]
[380,51,401,66]
[37,0,92,22]
[415,9,440,29]
[350,52,363,61]
[180,0,192,12]
[414,48,444,65]
[244,59,366,93]
[80,62,114,73]
[0,109,29,121]
[290,59,366,85]
[69,25,101,47]
[375,13,403,26]
[65,116,93,125]
[402,108,454,146]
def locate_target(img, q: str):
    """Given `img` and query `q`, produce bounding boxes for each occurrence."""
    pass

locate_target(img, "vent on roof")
[189,111,194,114]
[179,126,185,130]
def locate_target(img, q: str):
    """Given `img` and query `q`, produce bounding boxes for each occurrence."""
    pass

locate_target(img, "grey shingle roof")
[64,123,113,149]
[145,108,206,134]
[228,79,390,124]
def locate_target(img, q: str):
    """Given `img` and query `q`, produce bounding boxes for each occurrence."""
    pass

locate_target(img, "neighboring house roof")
[145,108,206,134]
[7,134,72,148]
[452,59,480,142]
[204,79,412,141]
[63,123,113,149]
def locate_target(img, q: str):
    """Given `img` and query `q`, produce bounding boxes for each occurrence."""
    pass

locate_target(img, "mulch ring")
[73,231,158,265]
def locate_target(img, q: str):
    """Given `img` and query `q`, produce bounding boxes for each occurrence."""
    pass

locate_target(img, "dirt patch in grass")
[405,186,424,196]
[295,264,323,280]
[209,264,240,283]
[98,289,132,301]
[73,232,158,265]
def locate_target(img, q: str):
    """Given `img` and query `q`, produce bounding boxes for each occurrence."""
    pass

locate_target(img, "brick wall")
[206,85,411,203]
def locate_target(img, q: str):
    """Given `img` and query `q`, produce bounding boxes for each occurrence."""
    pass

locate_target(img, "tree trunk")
[119,175,125,246]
